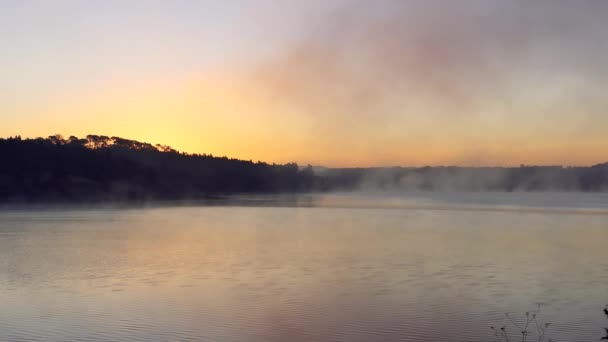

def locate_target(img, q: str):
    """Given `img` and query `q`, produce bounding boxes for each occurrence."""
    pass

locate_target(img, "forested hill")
[1,135,608,203]
[0,135,317,203]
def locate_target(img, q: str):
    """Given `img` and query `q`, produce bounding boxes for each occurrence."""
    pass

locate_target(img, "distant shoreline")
[1,135,607,204]
[2,192,608,218]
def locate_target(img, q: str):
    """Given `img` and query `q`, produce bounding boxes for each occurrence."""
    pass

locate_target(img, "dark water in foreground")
[1,193,608,341]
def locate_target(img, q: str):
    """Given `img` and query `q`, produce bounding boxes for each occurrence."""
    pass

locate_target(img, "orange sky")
[1,1,607,167]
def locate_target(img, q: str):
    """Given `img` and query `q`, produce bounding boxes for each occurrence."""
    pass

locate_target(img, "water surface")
[1,193,608,341]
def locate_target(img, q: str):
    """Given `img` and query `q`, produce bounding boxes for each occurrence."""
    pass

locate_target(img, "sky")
[1,0,607,167]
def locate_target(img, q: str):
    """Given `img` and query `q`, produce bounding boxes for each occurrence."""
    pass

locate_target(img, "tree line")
[0,135,316,203]
[1,135,607,203]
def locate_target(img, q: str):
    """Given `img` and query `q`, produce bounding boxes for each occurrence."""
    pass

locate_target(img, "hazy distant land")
[1,135,607,203]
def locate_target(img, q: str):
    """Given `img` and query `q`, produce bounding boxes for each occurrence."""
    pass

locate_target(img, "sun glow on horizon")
[2,1,608,167]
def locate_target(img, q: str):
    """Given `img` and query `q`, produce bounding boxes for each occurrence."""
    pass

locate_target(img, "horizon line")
[4,133,607,169]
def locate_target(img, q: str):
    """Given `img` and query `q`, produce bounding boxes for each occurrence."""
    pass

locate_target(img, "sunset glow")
[2,0,607,167]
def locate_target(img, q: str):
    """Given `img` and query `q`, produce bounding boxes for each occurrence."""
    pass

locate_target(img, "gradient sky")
[1,0,607,167]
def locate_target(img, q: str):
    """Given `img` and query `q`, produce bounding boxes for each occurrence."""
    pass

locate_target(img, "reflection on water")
[1,193,608,341]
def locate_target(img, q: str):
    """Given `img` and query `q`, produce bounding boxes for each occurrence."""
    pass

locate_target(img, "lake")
[1,192,608,341]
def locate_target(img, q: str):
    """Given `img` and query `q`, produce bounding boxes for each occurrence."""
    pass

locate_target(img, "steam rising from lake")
[249,0,608,165]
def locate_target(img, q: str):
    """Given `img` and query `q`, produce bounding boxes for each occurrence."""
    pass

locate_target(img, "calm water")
[1,193,608,341]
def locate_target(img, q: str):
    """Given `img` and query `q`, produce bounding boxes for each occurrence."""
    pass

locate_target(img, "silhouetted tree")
[0,135,321,203]
[1,135,607,203]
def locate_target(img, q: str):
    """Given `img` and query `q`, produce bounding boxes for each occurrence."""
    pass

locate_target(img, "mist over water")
[249,0,608,166]
[3,2,608,341]
[1,193,608,341]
